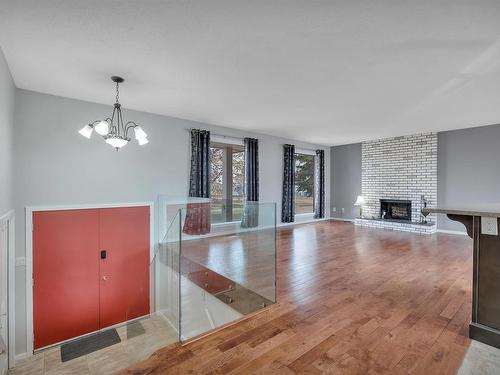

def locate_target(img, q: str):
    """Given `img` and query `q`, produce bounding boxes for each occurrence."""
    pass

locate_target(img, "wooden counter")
[424,207,500,349]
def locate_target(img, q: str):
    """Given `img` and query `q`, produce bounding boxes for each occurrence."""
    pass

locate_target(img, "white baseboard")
[436,229,467,236]
[330,217,355,222]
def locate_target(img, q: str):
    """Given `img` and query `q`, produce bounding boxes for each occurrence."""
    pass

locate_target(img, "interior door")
[99,207,150,328]
[0,220,8,374]
[33,209,100,349]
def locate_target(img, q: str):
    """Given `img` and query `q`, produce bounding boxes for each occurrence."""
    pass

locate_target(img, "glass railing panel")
[155,208,182,341]
[176,200,277,342]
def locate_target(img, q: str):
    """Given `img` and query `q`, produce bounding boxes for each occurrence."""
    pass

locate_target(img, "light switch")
[481,217,498,236]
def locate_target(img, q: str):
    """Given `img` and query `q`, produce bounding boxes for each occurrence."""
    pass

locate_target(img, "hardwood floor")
[123,220,473,374]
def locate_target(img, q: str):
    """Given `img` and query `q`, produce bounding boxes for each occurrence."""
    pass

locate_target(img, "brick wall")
[361,133,437,224]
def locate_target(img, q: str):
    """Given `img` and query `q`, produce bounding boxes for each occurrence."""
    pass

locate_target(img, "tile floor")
[9,314,178,375]
[458,340,500,375]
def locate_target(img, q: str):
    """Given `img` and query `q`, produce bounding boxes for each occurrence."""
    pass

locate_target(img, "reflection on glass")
[158,197,276,342]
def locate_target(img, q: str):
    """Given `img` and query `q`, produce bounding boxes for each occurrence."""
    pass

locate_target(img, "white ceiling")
[1,1,500,145]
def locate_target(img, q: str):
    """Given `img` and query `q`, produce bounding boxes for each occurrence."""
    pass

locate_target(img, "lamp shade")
[78,124,94,139]
[134,126,148,140]
[354,195,365,206]
[94,120,110,136]
[105,137,129,149]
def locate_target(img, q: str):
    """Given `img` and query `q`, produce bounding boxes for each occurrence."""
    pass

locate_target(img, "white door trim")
[25,201,154,356]
[0,210,15,369]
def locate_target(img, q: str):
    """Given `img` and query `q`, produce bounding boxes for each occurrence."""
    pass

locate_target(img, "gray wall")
[0,48,15,216]
[12,89,330,355]
[438,124,500,231]
[330,143,361,220]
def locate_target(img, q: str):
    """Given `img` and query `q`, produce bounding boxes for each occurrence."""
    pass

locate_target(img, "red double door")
[32,206,150,349]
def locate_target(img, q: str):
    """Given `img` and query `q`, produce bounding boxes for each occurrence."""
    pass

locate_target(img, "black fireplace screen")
[380,199,412,221]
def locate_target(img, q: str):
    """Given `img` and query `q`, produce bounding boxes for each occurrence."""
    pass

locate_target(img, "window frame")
[294,150,316,216]
[209,139,244,223]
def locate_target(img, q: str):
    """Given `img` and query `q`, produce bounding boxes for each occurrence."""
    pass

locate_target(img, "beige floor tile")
[43,349,62,372]
[87,344,132,375]
[9,316,178,375]
[9,353,44,375]
[122,331,173,363]
[138,318,155,334]
[44,356,88,375]
[458,340,500,375]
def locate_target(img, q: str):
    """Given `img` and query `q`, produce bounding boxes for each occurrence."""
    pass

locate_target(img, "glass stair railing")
[157,196,277,342]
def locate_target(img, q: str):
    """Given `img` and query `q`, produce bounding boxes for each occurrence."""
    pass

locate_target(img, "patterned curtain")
[314,149,325,219]
[282,144,295,223]
[241,138,259,228]
[183,129,211,235]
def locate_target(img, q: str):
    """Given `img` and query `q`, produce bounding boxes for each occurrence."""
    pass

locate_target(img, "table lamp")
[354,195,365,218]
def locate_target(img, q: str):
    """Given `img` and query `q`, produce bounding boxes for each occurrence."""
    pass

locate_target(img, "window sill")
[211,220,241,227]
[295,213,315,218]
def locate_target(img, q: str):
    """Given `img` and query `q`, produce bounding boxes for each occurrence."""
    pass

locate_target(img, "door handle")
[102,276,108,282]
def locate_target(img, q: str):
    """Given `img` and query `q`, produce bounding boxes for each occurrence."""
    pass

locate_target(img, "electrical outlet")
[341,208,345,214]
[481,217,498,235]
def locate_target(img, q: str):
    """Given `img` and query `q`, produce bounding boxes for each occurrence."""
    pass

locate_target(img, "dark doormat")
[126,321,146,339]
[60,329,121,362]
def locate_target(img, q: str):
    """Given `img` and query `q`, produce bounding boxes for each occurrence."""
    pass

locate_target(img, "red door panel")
[99,207,150,328]
[33,209,100,349]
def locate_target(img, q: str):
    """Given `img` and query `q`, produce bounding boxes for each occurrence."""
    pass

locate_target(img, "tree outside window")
[295,153,315,214]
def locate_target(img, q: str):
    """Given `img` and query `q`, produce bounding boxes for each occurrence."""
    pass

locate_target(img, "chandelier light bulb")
[78,124,94,139]
[94,120,110,136]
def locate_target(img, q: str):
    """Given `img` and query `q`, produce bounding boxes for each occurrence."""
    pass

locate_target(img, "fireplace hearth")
[380,199,412,222]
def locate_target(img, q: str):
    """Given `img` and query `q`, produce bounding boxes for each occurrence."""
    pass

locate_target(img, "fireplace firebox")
[380,199,412,222]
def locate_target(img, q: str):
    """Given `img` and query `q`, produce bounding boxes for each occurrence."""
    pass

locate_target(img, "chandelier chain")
[115,82,120,103]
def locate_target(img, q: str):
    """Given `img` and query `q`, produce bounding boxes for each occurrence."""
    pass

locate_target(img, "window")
[210,142,244,222]
[295,153,315,214]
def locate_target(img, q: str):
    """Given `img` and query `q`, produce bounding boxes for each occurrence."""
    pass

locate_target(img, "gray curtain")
[188,129,211,198]
[282,144,295,223]
[184,129,211,235]
[241,138,259,228]
[314,149,325,219]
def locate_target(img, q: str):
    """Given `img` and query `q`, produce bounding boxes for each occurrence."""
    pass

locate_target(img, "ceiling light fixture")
[79,76,149,150]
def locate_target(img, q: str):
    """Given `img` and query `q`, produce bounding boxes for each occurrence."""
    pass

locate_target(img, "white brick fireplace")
[355,133,437,233]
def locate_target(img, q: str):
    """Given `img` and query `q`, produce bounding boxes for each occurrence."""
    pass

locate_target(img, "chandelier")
[79,76,148,150]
